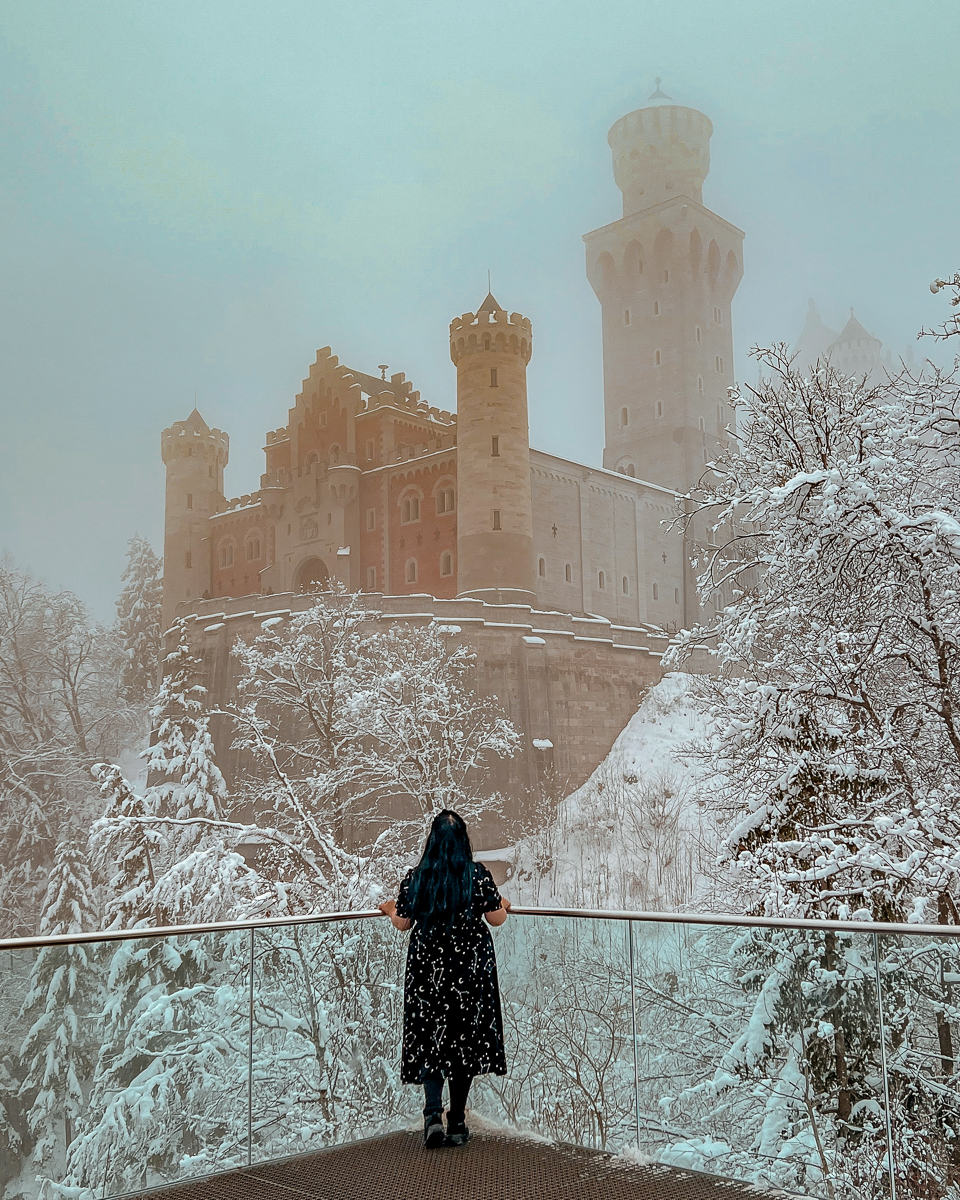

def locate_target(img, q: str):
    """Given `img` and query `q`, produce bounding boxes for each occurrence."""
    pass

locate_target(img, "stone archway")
[295,556,330,592]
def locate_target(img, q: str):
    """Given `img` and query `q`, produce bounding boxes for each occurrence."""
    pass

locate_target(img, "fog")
[1,0,957,620]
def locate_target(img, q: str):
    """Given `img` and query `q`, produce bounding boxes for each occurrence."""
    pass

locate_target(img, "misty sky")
[1,1,957,622]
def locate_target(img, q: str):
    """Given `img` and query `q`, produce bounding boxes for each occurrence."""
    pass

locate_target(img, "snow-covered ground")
[504,671,720,910]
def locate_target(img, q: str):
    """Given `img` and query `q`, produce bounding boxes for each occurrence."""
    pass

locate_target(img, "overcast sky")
[1,0,957,622]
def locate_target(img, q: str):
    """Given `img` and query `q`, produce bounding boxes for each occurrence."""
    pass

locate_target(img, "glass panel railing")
[627,920,890,1199]
[473,914,636,1153]
[249,917,411,1163]
[876,928,960,1199]
[2,930,251,1200]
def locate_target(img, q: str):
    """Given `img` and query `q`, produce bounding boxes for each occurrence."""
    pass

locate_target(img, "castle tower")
[450,293,535,604]
[584,94,744,494]
[160,409,229,627]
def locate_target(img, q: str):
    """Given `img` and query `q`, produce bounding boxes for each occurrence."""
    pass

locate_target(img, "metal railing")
[1,907,957,1200]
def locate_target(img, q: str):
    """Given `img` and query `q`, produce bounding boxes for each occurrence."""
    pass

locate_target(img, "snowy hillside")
[505,671,721,910]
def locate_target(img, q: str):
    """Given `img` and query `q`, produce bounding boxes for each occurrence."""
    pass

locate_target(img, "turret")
[450,293,535,604]
[160,409,229,626]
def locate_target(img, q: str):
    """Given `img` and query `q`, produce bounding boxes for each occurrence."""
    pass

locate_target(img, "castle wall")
[175,589,665,849]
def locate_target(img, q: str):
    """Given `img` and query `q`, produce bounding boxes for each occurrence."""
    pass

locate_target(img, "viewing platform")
[1,906,956,1200]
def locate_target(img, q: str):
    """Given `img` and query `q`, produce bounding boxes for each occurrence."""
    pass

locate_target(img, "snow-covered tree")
[115,535,163,703]
[0,560,131,935]
[665,345,960,1196]
[19,839,99,1168]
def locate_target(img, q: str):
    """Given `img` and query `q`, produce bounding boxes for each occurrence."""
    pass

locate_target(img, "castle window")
[698,376,704,394]
[714,307,722,324]
[622,576,629,595]
[490,368,498,387]
[405,558,417,583]
[217,541,235,569]
[186,493,193,509]
[304,452,319,471]
[329,443,341,464]
[565,562,572,583]
[483,334,491,350]
[208,465,214,478]
[327,512,332,525]
[367,566,377,588]
[698,416,705,432]
[598,570,605,590]
[696,326,702,344]
[624,309,631,326]
[320,411,328,427]
[440,551,453,577]
[662,269,669,283]
[538,556,546,578]
[655,349,661,367]
[491,435,500,457]
[246,535,262,561]
[717,404,724,427]
[656,400,663,419]
[620,406,629,427]
[652,582,659,600]
[674,587,680,604]
[625,463,636,477]
[400,494,421,524]
[365,438,375,459]
[653,301,660,316]
[366,507,376,531]
[492,509,501,531]
[185,550,192,569]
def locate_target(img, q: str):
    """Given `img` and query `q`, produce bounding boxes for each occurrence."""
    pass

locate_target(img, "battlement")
[449,297,533,366]
[212,491,263,518]
[161,411,229,467]
[608,103,713,214]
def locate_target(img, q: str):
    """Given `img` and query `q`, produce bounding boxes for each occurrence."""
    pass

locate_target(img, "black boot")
[445,1113,470,1147]
[423,1112,445,1148]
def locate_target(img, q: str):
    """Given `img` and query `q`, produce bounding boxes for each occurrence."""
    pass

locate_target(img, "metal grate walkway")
[131,1127,794,1200]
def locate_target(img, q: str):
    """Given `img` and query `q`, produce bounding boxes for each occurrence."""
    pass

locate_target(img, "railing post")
[627,919,641,1150]
[248,925,255,1168]
[872,932,897,1200]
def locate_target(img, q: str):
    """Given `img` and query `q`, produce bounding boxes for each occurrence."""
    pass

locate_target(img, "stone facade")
[160,93,741,817]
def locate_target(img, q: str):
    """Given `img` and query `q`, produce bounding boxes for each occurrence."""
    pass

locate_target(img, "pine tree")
[115,535,163,702]
[19,840,99,1169]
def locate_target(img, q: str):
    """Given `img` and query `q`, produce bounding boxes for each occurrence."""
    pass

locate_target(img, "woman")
[379,809,511,1148]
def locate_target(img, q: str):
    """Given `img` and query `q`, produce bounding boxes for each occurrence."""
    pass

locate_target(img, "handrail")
[1,903,957,953]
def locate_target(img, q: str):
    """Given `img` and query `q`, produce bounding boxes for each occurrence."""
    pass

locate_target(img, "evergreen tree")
[115,535,163,702]
[19,839,99,1168]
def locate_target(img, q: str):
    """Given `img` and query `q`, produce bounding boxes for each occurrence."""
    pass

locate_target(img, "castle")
[161,92,743,810]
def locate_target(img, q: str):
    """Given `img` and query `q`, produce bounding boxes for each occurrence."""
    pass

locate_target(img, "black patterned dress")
[396,861,508,1084]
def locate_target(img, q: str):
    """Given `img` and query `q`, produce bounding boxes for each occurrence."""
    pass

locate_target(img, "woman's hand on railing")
[378,900,397,916]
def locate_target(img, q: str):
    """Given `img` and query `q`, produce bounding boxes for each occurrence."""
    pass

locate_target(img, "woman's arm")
[484,897,511,927]
[378,899,413,931]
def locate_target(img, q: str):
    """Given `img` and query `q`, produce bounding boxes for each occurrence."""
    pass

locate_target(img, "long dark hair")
[405,809,475,926]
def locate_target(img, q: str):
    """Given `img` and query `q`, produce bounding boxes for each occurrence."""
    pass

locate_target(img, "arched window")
[538,556,546,578]
[625,463,636,477]
[564,562,572,583]
[400,492,421,524]
[405,558,417,583]
[440,551,453,577]
[436,484,455,514]
[217,541,235,569]
[246,534,262,561]
[598,570,605,590]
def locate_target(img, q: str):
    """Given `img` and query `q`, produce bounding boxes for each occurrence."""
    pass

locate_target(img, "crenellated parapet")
[449,299,532,366]
[608,104,713,214]
[161,412,229,467]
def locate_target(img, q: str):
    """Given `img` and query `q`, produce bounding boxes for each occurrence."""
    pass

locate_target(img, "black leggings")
[422,1071,473,1121]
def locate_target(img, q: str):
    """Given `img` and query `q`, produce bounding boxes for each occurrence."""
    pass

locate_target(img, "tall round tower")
[450,293,535,605]
[160,408,229,627]
[584,90,743,497]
